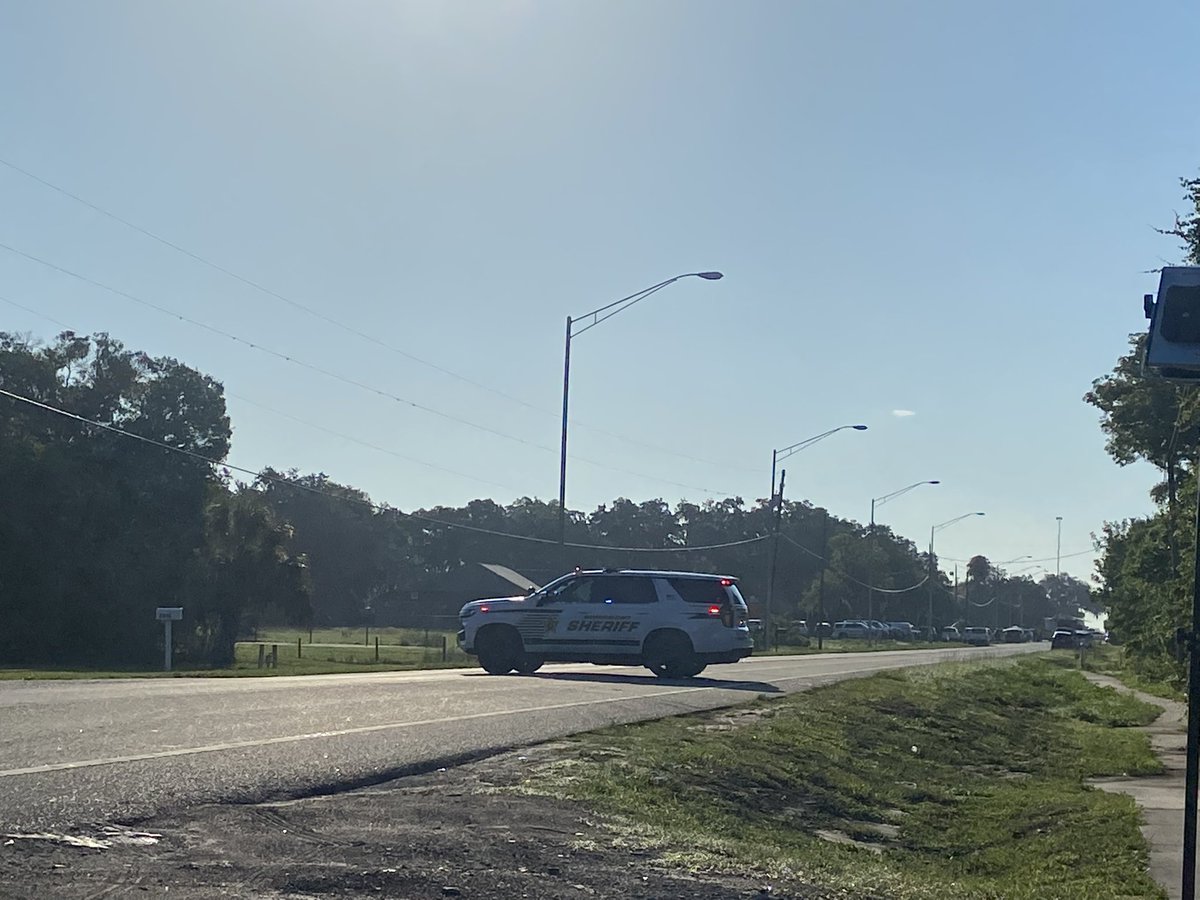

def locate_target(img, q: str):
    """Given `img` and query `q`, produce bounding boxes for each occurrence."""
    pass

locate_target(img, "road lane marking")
[0,681,780,778]
[0,646,1034,778]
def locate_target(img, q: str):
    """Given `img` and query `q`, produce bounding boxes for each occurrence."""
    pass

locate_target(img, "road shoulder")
[0,743,781,900]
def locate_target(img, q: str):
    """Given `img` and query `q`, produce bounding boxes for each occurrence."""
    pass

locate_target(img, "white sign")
[156,607,183,621]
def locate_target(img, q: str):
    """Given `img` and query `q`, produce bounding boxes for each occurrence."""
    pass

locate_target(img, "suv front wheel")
[476,626,522,675]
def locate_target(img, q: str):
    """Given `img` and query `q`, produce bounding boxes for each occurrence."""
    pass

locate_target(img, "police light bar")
[1144,266,1200,380]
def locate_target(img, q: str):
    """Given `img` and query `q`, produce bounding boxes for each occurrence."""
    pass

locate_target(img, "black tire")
[476,627,521,675]
[643,631,702,678]
[514,655,544,675]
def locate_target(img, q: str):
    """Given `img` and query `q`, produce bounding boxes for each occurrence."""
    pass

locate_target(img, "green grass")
[1047,643,1187,702]
[522,657,1166,899]
[0,631,475,680]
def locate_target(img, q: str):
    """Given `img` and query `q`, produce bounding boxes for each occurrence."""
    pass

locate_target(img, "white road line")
[0,681,767,778]
[0,647,1028,778]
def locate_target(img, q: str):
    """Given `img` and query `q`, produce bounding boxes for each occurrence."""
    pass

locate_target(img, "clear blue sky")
[2,1,1198,582]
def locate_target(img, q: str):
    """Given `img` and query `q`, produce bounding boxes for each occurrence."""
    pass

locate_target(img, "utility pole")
[953,564,959,629]
[868,497,877,627]
[817,507,828,650]
[927,528,935,640]
[1055,516,1063,577]
[765,469,786,649]
[557,315,573,571]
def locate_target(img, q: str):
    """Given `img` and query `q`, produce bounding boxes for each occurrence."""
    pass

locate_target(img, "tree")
[1088,171,1200,683]
[1084,334,1198,521]
[0,330,307,669]
[180,486,312,666]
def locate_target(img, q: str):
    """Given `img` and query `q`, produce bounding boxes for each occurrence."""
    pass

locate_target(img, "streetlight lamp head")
[851,424,868,430]
[975,512,986,516]
[928,480,941,485]
[696,271,724,280]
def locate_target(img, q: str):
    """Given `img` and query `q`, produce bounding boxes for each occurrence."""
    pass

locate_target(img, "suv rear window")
[592,575,657,605]
[668,577,729,605]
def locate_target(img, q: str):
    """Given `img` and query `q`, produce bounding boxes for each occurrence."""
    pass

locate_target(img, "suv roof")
[568,569,738,581]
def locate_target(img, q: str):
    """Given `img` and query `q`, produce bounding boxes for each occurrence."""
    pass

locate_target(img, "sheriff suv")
[457,569,753,678]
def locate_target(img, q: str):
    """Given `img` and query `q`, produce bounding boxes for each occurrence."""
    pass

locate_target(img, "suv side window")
[592,575,658,605]
[545,576,594,605]
[667,577,726,605]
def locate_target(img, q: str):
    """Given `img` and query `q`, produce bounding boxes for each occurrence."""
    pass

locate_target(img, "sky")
[2,0,1198,583]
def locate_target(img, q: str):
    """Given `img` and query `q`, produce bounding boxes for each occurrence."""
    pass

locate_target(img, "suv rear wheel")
[514,654,544,675]
[643,631,705,679]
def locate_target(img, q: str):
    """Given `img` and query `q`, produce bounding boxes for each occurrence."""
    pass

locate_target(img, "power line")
[0,385,764,554]
[0,252,730,495]
[778,533,930,594]
[4,293,518,492]
[939,548,1095,565]
[225,392,521,493]
[0,295,73,330]
[0,155,755,475]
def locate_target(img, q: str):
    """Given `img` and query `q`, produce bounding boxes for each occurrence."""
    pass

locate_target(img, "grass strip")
[523,656,1166,899]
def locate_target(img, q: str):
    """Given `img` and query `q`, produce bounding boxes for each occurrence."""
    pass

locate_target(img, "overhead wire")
[938,548,1095,565]
[0,155,756,476]
[0,251,731,496]
[778,532,930,594]
[0,385,766,554]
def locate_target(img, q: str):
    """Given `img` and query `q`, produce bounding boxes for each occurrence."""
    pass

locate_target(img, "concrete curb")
[1084,672,1188,900]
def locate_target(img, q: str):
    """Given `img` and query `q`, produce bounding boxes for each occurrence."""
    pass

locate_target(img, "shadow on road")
[519,670,783,693]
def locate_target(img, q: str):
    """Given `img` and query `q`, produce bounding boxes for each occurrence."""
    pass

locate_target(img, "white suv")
[457,569,753,678]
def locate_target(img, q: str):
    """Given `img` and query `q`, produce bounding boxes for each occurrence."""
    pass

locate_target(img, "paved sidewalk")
[1085,672,1190,900]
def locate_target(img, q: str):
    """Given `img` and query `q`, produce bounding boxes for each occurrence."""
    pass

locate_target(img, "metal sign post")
[156,607,183,672]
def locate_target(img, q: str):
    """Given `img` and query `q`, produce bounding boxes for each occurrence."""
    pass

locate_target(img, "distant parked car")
[1050,629,1076,650]
[941,625,960,642]
[831,620,871,640]
[962,626,991,646]
[1001,625,1027,644]
[867,620,890,639]
[886,621,919,640]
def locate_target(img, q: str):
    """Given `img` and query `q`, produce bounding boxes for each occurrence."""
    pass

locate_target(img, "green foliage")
[0,331,308,669]
[1089,172,1200,683]
[525,658,1163,899]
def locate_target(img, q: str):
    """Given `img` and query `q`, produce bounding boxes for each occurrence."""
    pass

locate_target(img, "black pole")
[557,316,572,570]
[765,469,786,649]
[1183,468,1200,900]
[817,507,828,651]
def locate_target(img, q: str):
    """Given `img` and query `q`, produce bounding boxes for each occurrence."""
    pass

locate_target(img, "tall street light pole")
[869,480,939,625]
[557,271,723,561]
[929,512,985,637]
[769,424,868,501]
[1055,516,1063,577]
[764,424,868,639]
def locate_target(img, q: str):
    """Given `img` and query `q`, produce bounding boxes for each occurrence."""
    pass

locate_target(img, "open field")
[0,629,983,680]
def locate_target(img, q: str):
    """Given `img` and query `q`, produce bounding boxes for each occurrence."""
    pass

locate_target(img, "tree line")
[1088,173,1200,685]
[0,329,1094,670]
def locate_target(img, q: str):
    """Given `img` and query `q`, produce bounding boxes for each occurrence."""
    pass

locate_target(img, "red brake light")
[708,605,722,616]
[480,605,490,613]
[720,578,733,587]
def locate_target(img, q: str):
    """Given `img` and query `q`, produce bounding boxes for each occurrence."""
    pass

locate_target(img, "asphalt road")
[0,645,1040,833]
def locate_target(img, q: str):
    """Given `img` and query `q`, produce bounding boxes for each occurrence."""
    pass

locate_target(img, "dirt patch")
[0,744,813,899]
